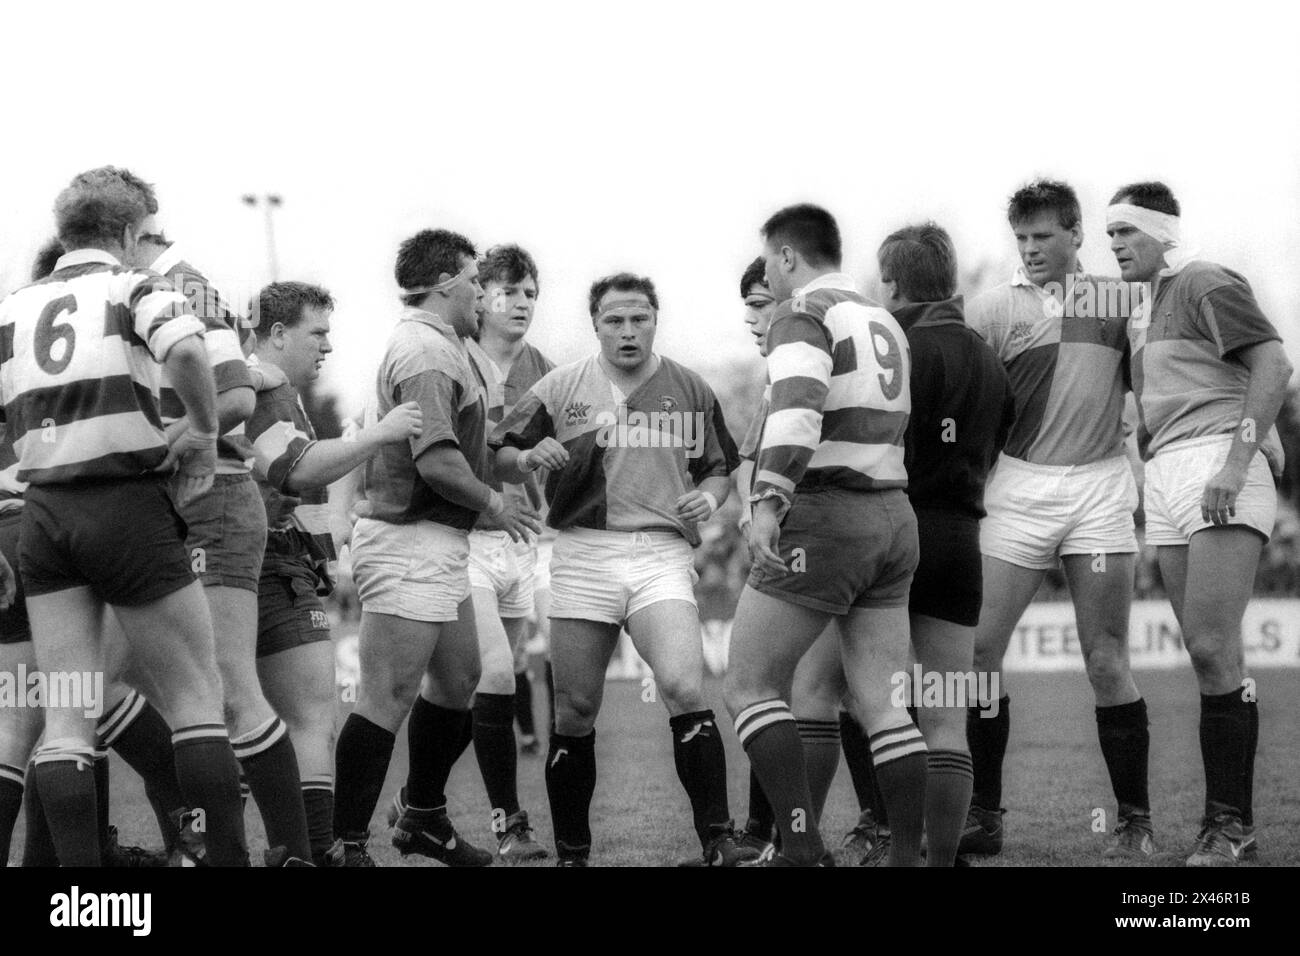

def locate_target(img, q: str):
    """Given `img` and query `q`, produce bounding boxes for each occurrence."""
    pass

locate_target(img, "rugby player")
[1107,182,1292,866]
[332,229,537,867]
[461,245,553,861]
[247,281,423,865]
[491,272,750,867]
[873,222,1014,865]
[964,180,1152,859]
[723,204,924,867]
[0,167,247,865]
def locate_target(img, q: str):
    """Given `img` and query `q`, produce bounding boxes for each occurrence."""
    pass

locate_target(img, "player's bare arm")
[675,474,730,523]
[157,334,220,500]
[494,436,569,483]
[417,442,541,542]
[283,401,423,492]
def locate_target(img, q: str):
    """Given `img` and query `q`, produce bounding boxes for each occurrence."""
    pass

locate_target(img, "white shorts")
[1143,435,1277,546]
[980,453,1138,570]
[468,529,536,618]
[533,533,555,593]
[549,528,698,625]
[350,518,469,623]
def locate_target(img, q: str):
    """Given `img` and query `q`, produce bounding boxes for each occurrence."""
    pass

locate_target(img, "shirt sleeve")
[127,272,204,361]
[738,392,770,462]
[489,377,556,451]
[751,307,833,506]
[397,369,463,459]
[247,392,315,493]
[966,290,1008,360]
[1198,278,1281,358]
[688,385,739,482]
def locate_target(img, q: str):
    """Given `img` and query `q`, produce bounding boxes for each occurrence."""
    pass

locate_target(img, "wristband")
[700,491,719,517]
[485,489,506,518]
[191,429,219,442]
[519,448,539,473]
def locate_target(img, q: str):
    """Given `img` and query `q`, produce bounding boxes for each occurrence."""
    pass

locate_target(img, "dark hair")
[395,229,477,306]
[740,256,767,298]
[31,237,64,281]
[257,281,335,330]
[760,203,841,268]
[480,243,538,290]
[878,221,958,303]
[1007,179,1080,230]
[588,272,658,317]
[55,166,157,249]
[1109,181,1180,217]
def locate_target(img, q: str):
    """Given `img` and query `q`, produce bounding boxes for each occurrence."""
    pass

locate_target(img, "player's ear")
[1071,224,1083,250]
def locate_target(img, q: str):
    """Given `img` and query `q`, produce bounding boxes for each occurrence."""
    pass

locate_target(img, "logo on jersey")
[563,401,591,427]
[659,395,677,412]
[1008,321,1035,345]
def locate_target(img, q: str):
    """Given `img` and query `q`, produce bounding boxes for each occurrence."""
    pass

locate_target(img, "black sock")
[745,768,775,839]
[1096,698,1150,817]
[473,692,521,819]
[871,724,929,867]
[33,750,100,866]
[93,754,111,849]
[796,719,841,825]
[1200,690,1249,821]
[1243,695,1259,828]
[301,783,334,864]
[544,661,556,736]
[545,731,596,858]
[670,710,730,849]
[967,695,1010,810]
[20,759,57,867]
[172,725,248,866]
[233,716,311,861]
[406,697,471,810]
[840,710,885,824]
[101,693,185,850]
[0,765,24,866]
[736,700,822,864]
[514,672,536,738]
[333,714,396,837]
[925,749,973,867]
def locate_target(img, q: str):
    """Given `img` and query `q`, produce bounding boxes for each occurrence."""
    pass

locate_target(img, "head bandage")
[401,259,478,298]
[596,298,656,322]
[1106,203,1181,246]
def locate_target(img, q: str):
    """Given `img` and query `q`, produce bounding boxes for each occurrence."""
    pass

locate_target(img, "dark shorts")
[20,477,195,606]
[748,487,918,615]
[171,473,267,592]
[909,508,982,627]
[0,510,31,644]
[257,542,331,659]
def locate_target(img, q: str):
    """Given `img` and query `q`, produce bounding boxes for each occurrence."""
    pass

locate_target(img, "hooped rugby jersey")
[363,307,490,529]
[489,354,739,546]
[751,273,910,507]
[966,268,1130,466]
[1128,259,1284,473]
[247,381,335,577]
[465,337,555,513]
[0,249,204,485]
[152,245,255,474]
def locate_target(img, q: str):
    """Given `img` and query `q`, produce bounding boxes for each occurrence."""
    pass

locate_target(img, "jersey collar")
[793,272,857,296]
[149,242,185,276]
[54,248,121,270]
[400,305,457,339]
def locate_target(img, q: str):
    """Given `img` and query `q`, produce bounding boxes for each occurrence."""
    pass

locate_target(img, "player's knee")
[555,689,599,730]
[1082,643,1129,690]
[654,671,702,713]
[1185,634,1235,678]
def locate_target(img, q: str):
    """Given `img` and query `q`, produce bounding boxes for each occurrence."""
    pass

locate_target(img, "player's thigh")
[724,585,831,711]
[471,587,515,695]
[1181,527,1263,690]
[791,624,845,720]
[839,603,911,719]
[0,640,43,765]
[258,639,338,734]
[626,598,705,703]
[354,609,441,724]
[207,584,271,725]
[549,617,621,723]
[25,586,104,743]
[909,613,975,749]
[1062,551,1135,660]
[972,555,1045,671]
[1156,545,1189,627]
[423,596,481,708]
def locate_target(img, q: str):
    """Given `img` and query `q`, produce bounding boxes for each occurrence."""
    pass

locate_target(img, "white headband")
[401,260,477,298]
[1106,203,1181,246]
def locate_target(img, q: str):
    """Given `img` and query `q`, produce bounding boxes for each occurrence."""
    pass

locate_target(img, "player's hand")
[522,438,568,472]
[0,551,15,610]
[1201,460,1249,526]
[477,497,539,533]
[494,499,543,544]
[675,490,713,524]
[748,501,787,576]
[158,428,217,504]
[254,362,287,392]
[738,517,753,558]
[265,488,302,529]
[164,418,189,446]
[349,498,373,524]
[372,402,423,445]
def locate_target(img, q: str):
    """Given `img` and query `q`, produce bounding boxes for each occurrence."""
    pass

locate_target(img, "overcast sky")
[3,0,1297,414]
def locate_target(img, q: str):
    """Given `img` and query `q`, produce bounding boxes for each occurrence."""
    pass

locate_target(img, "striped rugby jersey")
[752,273,910,507]
[0,249,204,485]
[0,425,25,509]
[966,268,1129,466]
[465,337,555,513]
[152,245,255,474]
[247,381,335,573]
[489,354,738,546]
[1129,259,1285,473]
[363,307,489,530]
